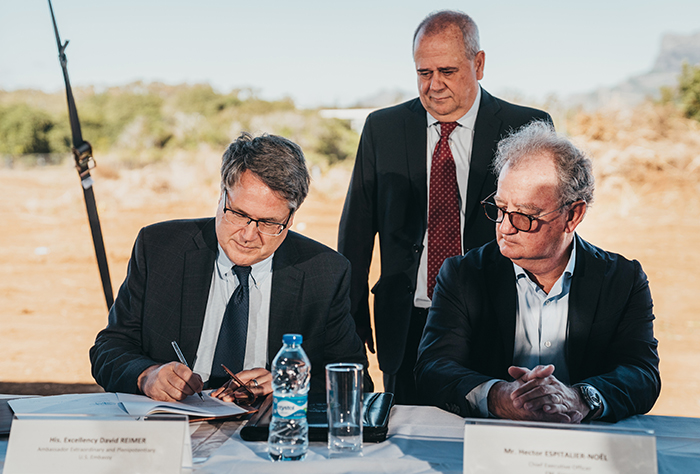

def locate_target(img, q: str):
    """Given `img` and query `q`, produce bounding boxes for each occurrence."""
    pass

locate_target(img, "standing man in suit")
[91,133,371,402]
[338,10,551,404]
[415,122,660,422]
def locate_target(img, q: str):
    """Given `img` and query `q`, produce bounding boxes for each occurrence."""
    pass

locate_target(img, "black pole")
[48,0,114,310]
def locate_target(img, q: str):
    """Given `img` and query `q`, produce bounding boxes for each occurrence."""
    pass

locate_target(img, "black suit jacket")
[415,235,661,422]
[338,89,552,373]
[90,218,371,394]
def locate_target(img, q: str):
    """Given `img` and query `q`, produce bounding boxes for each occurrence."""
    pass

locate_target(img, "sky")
[2,1,700,108]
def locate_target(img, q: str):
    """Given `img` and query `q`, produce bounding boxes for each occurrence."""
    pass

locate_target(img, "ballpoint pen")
[220,364,257,404]
[171,340,204,400]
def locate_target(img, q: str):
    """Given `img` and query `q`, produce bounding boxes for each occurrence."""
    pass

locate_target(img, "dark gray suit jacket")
[415,235,661,422]
[90,218,371,394]
[338,89,552,373]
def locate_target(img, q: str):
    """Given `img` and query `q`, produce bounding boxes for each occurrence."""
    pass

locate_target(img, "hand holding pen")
[171,341,204,400]
[208,364,275,406]
[219,364,258,404]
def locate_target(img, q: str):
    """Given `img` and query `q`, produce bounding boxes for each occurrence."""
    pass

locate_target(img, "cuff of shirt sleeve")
[598,391,609,419]
[466,379,502,417]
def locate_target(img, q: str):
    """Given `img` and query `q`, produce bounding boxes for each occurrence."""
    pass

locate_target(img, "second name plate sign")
[463,418,657,474]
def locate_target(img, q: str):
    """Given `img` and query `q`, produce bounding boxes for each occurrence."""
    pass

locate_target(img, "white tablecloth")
[2,403,700,473]
[187,406,700,474]
[190,405,464,474]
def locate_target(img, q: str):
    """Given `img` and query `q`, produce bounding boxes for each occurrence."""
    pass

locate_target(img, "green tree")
[678,62,700,121]
[0,104,55,155]
[78,86,169,152]
[315,119,358,164]
[174,83,241,116]
[0,83,362,168]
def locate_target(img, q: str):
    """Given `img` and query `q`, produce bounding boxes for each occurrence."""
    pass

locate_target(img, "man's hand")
[356,326,375,354]
[211,367,272,403]
[488,365,588,423]
[487,375,539,421]
[137,362,203,402]
[510,365,588,423]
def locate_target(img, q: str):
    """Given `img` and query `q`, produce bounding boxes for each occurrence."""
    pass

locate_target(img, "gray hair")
[221,132,310,211]
[493,121,595,207]
[413,10,480,59]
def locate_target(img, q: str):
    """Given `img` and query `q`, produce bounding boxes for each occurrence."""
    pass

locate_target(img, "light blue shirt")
[511,241,576,385]
[192,244,273,383]
[467,239,578,416]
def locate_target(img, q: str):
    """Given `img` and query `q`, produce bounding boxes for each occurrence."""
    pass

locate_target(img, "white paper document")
[117,391,248,418]
[8,390,247,420]
[8,393,127,416]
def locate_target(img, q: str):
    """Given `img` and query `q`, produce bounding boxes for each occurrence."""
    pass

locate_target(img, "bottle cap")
[282,333,303,345]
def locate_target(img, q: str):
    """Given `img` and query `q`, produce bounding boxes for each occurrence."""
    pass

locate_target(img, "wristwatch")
[574,384,602,422]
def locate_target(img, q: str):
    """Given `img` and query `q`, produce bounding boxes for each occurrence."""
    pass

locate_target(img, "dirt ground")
[1,157,699,417]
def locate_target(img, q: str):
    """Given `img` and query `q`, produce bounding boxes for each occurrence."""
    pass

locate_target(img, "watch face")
[581,385,601,409]
[576,384,602,422]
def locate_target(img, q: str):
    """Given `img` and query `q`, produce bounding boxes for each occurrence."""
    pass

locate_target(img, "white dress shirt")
[193,244,273,383]
[414,86,482,308]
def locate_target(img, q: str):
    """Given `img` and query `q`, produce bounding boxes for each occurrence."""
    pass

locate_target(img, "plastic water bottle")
[268,333,311,461]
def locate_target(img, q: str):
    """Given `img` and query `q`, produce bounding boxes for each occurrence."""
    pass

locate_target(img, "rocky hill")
[571,31,700,109]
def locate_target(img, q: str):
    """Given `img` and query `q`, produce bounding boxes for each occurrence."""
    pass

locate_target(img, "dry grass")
[568,102,700,184]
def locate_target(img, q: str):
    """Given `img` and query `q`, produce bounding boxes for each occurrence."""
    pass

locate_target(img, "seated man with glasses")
[415,121,660,423]
[91,132,372,402]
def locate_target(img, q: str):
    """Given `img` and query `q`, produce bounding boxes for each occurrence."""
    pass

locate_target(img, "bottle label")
[273,395,308,419]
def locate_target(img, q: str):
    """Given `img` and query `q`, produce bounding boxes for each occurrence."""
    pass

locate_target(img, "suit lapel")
[485,246,517,368]
[180,219,217,362]
[465,89,502,238]
[268,235,304,365]
[405,99,429,226]
[567,236,605,380]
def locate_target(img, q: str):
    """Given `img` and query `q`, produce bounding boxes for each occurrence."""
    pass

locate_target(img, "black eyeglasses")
[222,189,292,237]
[480,191,572,233]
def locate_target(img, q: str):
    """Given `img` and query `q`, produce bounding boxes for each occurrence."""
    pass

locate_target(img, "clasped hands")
[487,364,589,424]
[138,362,272,403]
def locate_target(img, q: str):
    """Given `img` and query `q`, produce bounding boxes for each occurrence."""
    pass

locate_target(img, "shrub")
[0,104,56,155]
[678,62,700,121]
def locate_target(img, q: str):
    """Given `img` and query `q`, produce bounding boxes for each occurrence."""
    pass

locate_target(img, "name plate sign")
[463,418,657,474]
[4,416,190,474]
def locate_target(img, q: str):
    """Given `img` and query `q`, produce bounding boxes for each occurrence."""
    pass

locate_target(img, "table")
[187,406,700,473]
[2,404,700,473]
[189,405,465,473]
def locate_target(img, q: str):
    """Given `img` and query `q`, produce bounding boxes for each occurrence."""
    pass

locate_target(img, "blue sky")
[2,1,700,108]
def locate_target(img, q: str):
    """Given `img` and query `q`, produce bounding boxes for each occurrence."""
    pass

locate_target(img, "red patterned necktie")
[428,121,461,299]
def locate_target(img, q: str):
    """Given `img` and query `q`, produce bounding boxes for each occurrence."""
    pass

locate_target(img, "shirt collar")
[215,243,274,286]
[426,86,482,131]
[513,236,578,283]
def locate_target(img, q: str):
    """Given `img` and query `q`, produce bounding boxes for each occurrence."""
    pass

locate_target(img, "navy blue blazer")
[90,218,371,394]
[415,235,661,422]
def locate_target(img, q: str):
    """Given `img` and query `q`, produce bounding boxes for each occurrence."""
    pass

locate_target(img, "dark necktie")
[210,265,251,386]
[427,122,461,299]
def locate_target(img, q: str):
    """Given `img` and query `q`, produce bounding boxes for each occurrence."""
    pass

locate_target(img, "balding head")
[413,10,480,59]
